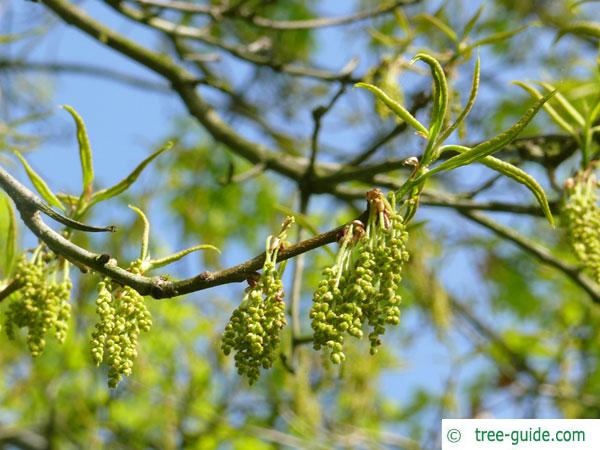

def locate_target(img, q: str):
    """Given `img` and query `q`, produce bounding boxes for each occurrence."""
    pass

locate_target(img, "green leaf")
[462,23,534,53]
[536,82,585,127]
[410,52,448,149]
[440,145,554,226]
[414,13,458,42]
[420,91,555,180]
[128,205,150,261]
[355,83,429,137]
[590,96,600,124]
[13,150,65,210]
[62,105,94,197]
[88,141,173,209]
[0,192,17,277]
[462,5,484,39]
[148,244,220,270]
[556,21,600,41]
[513,81,577,135]
[439,53,480,143]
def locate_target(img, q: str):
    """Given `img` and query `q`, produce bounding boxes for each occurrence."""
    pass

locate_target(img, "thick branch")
[0,163,354,299]
[0,280,23,303]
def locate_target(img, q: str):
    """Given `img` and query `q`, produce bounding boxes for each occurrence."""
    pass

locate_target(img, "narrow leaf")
[62,105,94,197]
[355,83,429,136]
[421,91,555,179]
[440,53,480,143]
[89,141,173,208]
[462,6,484,39]
[14,150,65,210]
[415,13,458,42]
[441,145,554,225]
[149,244,220,270]
[556,21,600,41]
[591,97,600,123]
[0,192,17,276]
[411,52,449,145]
[462,23,534,54]
[536,82,585,126]
[128,205,150,261]
[513,81,576,135]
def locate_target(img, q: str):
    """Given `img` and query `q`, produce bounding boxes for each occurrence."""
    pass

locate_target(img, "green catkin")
[310,189,409,362]
[368,203,409,354]
[90,261,153,388]
[4,255,72,356]
[563,173,600,283]
[221,219,293,383]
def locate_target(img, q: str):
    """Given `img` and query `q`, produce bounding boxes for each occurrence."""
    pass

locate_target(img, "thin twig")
[288,192,310,362]
[0,58,170,93]
[333,184,559,217]
[107,0,361,83]
[307,84,346,178]
[132,0,418,30]
[460,210,600,303]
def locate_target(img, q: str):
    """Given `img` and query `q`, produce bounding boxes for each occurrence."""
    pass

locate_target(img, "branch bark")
[0,163,356,299]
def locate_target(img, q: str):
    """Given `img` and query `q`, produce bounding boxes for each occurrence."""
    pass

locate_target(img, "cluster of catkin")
[90,260,152,388]
[4,254,72,356]
[563,171,600,284]
[221,218,293,384]
[310,189,409,364]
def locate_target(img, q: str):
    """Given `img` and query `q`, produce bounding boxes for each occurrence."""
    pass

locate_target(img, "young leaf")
[148,244,220,270]
[88,141,173,208]
[461,23,534,54]
[462,5,484,39]
[0,192,17,276]
[420,91,555,179]
[591,96,600,124]
[513,81,577,135]
[128,205,150,261]
[414,13,458,42]
[355,83,429,136]
[439,53,480,143]
[440,145,554,226]
[536,82,585,127]
[410,52,449,146]
[13,150,65,210]
[62,105,94,197]
[556,21,600,41]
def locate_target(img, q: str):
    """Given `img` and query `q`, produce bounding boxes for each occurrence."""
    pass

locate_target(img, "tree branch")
[0,58,170,93]
[106,0,361,83]
[0,280,23,304]
[0,163,357,299]
[132,0,418,31]
[459,210,600,303]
